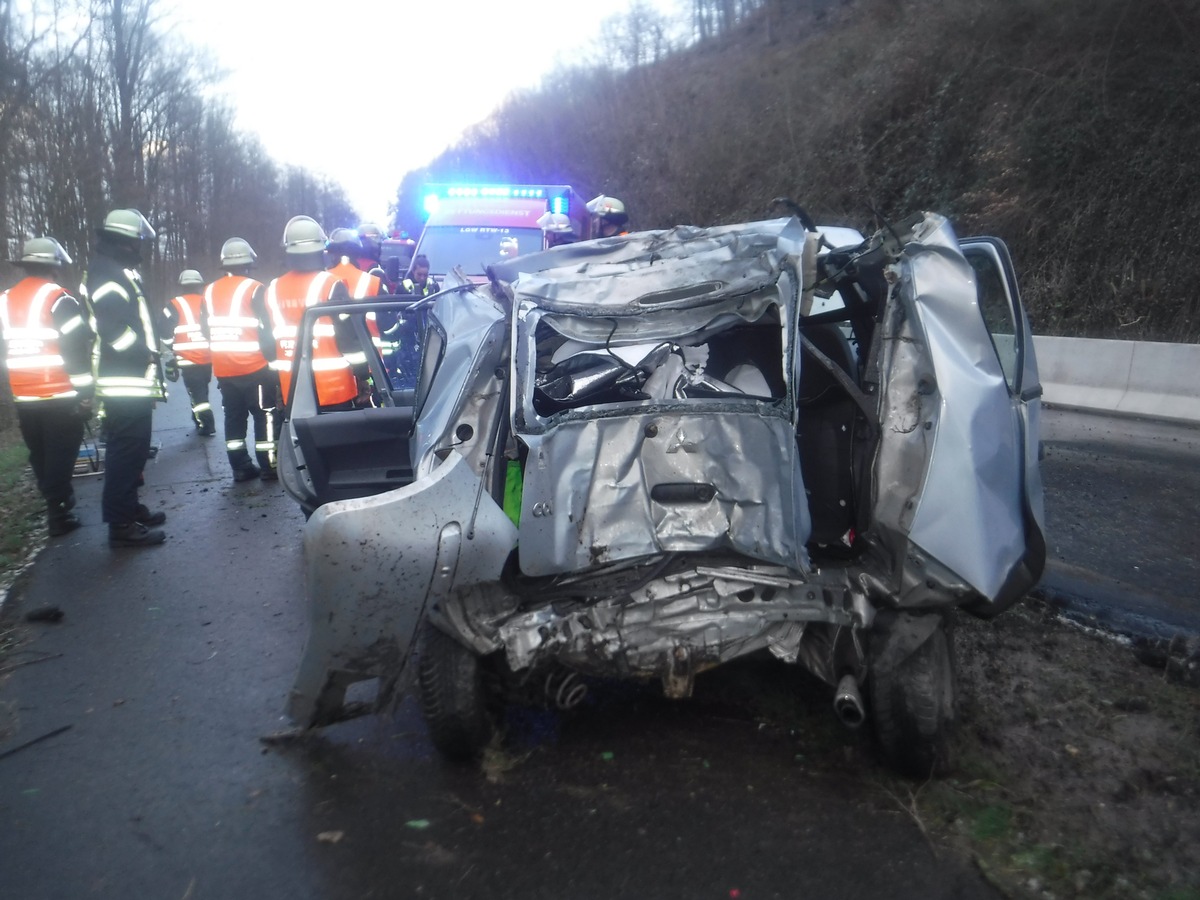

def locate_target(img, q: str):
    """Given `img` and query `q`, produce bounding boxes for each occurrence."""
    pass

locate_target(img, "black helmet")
[327,227,362,259]
[357,223,385,259]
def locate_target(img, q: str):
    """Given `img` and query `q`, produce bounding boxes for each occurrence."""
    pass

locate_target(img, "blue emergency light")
[420,183,574,220]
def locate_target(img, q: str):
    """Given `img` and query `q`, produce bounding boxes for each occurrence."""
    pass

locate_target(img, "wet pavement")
[0,395,1196,898]
[1037,407,1200,640]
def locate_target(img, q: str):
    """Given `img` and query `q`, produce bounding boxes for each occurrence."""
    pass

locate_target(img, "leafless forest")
[0,0,355,297]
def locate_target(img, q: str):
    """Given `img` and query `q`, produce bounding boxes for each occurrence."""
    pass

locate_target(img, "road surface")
[1,393,1196,899]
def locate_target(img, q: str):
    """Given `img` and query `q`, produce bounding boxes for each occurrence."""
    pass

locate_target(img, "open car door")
[955,237,1047,612]
[277,298,429,516]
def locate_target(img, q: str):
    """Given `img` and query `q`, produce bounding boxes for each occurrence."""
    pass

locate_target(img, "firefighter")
[203,237,278,482]
[355,222,387,281]
[0,237,95,537]
[84,209,168,547]
[327,228,385,299]
[537,211,579,248]
[161,269,215,436]
[586,195,630,237]
[264,216,355,416]
[401,254,439,298]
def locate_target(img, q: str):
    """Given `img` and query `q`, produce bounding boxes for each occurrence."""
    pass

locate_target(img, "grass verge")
[0,429,43,584]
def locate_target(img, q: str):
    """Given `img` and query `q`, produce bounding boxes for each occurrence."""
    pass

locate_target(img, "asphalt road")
[0,394,1196,899]
[1037,407,1200,639]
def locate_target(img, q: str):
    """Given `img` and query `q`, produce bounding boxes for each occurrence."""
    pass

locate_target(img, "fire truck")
[412,183,591,283]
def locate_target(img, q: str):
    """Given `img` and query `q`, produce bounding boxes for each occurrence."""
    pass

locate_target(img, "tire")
[870,621,955,778]
[417,620,494,762]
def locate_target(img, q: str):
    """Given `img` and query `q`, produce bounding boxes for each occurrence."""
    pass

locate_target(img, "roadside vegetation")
[0,432,43,581]
[396,0,1200,343]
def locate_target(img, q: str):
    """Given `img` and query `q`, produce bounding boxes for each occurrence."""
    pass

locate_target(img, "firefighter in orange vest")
[354,222,387,282]
[264,216,357,415]
[203,238,278,482]
[327,228,385,299]
[161,269,215,436]
[0,237,95,537]
[328,227,393,392]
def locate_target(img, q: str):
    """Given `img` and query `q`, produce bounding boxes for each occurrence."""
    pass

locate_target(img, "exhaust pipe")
[834,674,866,728]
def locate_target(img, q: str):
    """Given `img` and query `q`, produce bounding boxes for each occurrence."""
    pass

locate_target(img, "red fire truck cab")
[412,183,590,284]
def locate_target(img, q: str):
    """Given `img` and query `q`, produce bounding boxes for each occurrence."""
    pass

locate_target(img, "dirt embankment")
[921,601,1199,899]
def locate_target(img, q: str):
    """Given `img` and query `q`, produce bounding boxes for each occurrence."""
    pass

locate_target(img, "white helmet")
[18,236,72,267]
[220,237,257,268]
[537,211,574,234]
[586,195,628,227]
[178,269,204,287]
[101,208,156,241]
[282,216,327,255]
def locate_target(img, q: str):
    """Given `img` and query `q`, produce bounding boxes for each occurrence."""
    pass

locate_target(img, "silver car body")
[282,213,1044,727]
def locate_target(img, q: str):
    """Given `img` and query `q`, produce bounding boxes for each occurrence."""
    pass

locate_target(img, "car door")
[276,297,430,514]
[958,237,1047,612]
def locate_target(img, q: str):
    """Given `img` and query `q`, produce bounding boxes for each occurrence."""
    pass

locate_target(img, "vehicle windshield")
[415,226,544,277]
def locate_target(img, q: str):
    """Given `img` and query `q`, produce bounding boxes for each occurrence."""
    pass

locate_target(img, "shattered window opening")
[528,307,787,418]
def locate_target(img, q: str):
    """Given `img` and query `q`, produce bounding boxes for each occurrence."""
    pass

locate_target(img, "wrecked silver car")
[277,211,1045,776]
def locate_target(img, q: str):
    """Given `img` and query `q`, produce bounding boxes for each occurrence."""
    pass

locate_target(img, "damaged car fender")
[287,451,517,727]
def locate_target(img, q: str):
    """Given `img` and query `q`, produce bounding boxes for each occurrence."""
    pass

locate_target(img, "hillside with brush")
[397,0,1200,342]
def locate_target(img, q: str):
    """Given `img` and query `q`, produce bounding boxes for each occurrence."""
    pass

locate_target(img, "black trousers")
[101,397,153,525]
[180,363,213,430]
[16,398,85,511]
[217,367,278,472]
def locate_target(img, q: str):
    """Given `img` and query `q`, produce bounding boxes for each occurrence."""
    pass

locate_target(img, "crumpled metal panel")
[492,219,810,310]
[503,220,812,578]
[287,451,517,726]
[517,410,810,576]
[488,564,866,683]
[891,216,1026,600]
[411,285,509,479]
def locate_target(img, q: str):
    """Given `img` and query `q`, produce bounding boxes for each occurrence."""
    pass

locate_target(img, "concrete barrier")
[1033,335,1200,424]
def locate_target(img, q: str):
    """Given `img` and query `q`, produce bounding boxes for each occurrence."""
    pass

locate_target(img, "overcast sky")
[177,0,683,224]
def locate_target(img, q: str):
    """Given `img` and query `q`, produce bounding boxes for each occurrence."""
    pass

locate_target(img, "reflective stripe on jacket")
[265,270,355,406]
[166,292,211,366]
[0,277,91,401]
[205,275,268,378]
[86,254,162,401]
[329,258,384,351]
[328,259,384,300]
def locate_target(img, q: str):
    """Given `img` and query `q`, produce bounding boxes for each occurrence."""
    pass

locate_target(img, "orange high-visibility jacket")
[0,276,93,401]
[265,270,356,406]
[205,274,269,378]
[328,258,385,350]
[166,292,212,366]
[328,259,384,299]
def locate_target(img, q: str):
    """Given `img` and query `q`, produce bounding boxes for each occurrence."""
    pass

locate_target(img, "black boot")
[134,503,167,526]
[109,522,166,547]
[198,410,216,436]
[47,500,81,537]
[48,512,82,537]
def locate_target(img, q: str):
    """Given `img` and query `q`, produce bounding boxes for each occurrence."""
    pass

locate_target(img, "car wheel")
[417,620,494,762]
[870,621,955,777]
